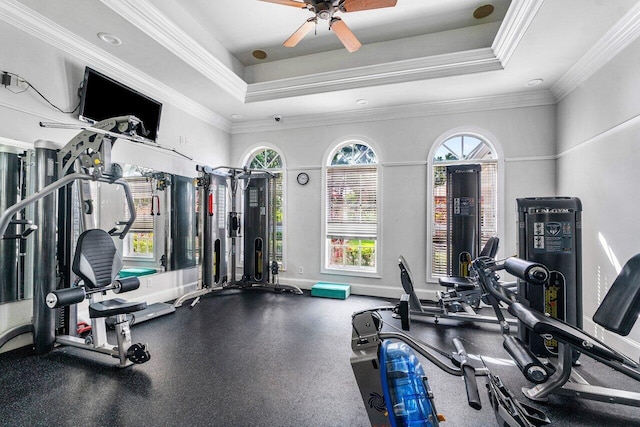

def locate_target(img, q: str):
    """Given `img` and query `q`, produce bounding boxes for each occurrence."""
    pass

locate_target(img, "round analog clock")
[297,172,309,185]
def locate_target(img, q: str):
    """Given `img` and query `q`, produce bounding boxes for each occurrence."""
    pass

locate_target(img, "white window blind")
[123,177,154,232]
[326,166,378,238]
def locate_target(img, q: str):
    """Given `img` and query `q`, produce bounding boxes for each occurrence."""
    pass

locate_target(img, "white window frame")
[426,128,504,283]
[322,140,382,278]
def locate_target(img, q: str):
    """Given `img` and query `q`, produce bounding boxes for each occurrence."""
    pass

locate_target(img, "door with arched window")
[430,134,498,279]
[325,142,379,274]
[245,147,285,266]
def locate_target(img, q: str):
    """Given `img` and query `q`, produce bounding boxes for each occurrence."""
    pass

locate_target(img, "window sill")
[123,255,155,262]
[321,267,381,279]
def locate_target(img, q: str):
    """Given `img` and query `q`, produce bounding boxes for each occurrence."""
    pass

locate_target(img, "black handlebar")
[452,337,482,410]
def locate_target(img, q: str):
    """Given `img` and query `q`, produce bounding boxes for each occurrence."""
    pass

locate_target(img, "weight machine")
[0,116,187,365]
[174,165,302,307]
[474,255,640,408]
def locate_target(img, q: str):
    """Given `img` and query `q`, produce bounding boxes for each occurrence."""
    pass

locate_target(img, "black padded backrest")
[398,255,422,311]
[480,236,499,259]
[72,229,122,288]
[593,253,640,336]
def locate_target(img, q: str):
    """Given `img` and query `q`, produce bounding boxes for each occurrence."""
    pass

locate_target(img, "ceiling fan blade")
[259,0,308,9]
[284,18,316,48]
[330,18,361,53]
[340,0,397,13]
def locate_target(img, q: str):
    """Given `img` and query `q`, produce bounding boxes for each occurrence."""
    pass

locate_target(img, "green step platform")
[118,267,157,278]
[311,282,351,300]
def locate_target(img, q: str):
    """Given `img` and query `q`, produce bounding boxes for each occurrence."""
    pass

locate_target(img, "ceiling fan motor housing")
[314,1,334,20]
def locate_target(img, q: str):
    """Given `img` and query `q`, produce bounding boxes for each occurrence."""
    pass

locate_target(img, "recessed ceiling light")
[231,114,243,120]
[525,78,544,87]
[97,32,122,46]
[473,4,495,19]
[253,50,267,60]
[356,99,368,105]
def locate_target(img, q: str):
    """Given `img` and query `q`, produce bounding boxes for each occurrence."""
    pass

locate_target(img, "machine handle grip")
[453,338,482,410]
[504,258,549,285]
[462,365,481,410]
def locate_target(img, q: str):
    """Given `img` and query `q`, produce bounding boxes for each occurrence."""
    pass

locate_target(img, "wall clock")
[297,172,309,185]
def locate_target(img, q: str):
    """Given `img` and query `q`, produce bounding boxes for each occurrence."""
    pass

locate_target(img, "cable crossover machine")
[174,165,302,307]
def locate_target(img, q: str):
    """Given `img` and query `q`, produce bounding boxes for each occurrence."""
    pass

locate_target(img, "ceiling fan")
[259,0,398,53]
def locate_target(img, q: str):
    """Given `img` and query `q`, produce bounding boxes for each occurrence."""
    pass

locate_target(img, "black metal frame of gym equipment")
[174,165,302,308]
[398,254,518,326]
[0,116,187,364]
[474,256,640,408]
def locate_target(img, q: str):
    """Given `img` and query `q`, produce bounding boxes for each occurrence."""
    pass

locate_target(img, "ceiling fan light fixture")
[473,4,495,19]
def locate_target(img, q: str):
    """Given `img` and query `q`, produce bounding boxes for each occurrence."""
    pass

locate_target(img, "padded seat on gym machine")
[73,229,147,319]
[89,299,147,318]
[439,236,500,290]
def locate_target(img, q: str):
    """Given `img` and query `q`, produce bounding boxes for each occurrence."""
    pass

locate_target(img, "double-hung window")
[325,143,379,274]
[123,176,155,258]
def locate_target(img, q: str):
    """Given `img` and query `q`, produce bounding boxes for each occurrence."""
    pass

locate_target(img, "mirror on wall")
[96,164,169,275]
[0,143,35,304]
[95,164,196,275]
[0,154,198,305]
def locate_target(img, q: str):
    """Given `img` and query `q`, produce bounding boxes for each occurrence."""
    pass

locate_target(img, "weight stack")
[516,197,582,357]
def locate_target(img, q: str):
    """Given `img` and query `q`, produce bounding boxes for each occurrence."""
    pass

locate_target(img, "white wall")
[0,23,230,352]
[557,36,640,355]
[231,105,557,299]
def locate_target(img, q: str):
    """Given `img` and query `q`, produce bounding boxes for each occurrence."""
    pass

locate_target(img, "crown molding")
[0,0,231,132]
[231,90,555,134]
[492,0,545,67]
[100,0,247,102]
[245,48,502,103]
[551,2,640,101]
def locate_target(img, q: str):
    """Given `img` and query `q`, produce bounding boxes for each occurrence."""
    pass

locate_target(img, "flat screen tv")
[78,67,162,143]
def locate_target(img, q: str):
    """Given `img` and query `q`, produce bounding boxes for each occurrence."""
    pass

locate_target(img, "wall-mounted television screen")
[78,66,162,143]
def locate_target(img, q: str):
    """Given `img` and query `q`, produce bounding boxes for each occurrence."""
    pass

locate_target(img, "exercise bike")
[473,255,640,407]
[350,296,550,426]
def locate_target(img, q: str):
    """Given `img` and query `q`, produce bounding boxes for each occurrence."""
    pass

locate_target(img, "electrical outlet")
[146,278,152,287]
[298,266,303,274]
